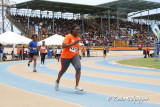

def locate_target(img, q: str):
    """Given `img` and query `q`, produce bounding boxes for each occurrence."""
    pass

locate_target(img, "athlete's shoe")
[75,86,83,92]
[40,64,43,67]
[33,69,37,72]
[55,81,59,91]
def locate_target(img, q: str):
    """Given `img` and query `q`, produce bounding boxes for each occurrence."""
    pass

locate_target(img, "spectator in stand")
[10,14,156,47]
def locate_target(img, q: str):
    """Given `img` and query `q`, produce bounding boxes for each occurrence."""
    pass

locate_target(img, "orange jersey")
[145,47,149,51]
[61,34,80,59]
[81,49,85,53]
[17,48,22,54]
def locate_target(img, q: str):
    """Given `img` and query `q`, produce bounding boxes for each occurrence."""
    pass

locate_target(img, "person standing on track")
[55,45,62,62]
[103,46,107,59]
[87,46,90,57]
[55,24,83,92]
[0,44,3,61]
[39,41,48,66]
[81,47,85,57]
[28,34,38,72]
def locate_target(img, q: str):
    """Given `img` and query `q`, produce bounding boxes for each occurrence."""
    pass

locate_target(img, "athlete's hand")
[29,47,33,49]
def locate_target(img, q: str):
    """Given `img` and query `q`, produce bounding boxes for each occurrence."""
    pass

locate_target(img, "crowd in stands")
[10,14,156,47]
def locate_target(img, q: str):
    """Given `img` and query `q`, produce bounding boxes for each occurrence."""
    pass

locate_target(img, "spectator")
[81,47,85,57]
[17,47,22,60]
[144,45,150,58]
[0,44,3,61]
[87,46,90,57]
[25,51,29,59]
[9,14,156,47]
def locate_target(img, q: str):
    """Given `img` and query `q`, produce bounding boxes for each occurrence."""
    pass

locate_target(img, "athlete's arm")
[62,39,80,48]
[38,46,41,51]
[46,46,48,50]
[28,44,33,49]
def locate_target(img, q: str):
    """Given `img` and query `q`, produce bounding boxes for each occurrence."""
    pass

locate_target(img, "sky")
[5,0,160,33]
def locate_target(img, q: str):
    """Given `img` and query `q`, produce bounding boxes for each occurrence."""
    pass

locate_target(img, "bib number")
[70,47,77,53]
[41,47,45,49]
[33,48,37,50]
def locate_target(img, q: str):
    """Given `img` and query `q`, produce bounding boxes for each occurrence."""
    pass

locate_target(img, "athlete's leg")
[71,54,81,86]
[58,56,60,62]
[56,58,71,83]
[40,53,43,64]
[28,53,33,66]
[33,55,37,70]
[43,53,46,64]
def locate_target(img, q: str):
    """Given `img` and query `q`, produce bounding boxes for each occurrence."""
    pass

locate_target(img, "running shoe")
[33,69,37,72]
[75,86,83,92]
[55,81,59,91]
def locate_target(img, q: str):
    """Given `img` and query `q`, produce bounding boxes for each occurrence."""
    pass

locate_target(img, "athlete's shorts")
[29,52,37,58]
[59,54,81,75]
[56,54,61,57]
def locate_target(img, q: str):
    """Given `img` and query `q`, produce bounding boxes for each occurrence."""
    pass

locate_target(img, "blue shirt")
[0,48,3,53]
[87,47,90,52]
[29,41,38,53]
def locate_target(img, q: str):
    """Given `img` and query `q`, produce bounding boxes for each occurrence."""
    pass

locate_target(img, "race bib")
[33,48,37,50]
[70,47,77,53]
[41,47,45,49]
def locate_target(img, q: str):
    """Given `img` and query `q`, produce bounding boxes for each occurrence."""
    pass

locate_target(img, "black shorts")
[103,50,106,55]
[29,52,37,58]
[56,54,61,57]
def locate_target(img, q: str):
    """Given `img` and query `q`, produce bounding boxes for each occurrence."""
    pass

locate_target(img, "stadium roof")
[15,0,105,14]
[14,0,160,19]
[133,13,160,20]
[98,0,160,14]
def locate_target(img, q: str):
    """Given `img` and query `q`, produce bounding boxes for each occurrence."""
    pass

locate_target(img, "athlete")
[39,41,48,66]
[28,34,38,72]
[55,45,62,62]
[55,24,83,92]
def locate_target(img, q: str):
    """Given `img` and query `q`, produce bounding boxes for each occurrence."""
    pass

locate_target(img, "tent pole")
[81,13,84,34]
[117,8,119,36]
[101,13,103,35]
[108,10,110,33]
[148,10,149,35]
[27,6,30,38]
[52,11,55,34]
[141,10,142,33]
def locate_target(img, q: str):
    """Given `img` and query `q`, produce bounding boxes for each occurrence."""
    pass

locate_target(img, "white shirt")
[56,49,61,54]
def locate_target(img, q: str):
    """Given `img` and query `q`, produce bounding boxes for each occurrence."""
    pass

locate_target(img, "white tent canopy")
[0,31,32,45]
[38,34,84,46]
[38,34,65,45]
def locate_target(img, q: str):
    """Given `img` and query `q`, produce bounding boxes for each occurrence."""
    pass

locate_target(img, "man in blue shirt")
[156,41,160,56]
[87,46,90,57]
[28,34,38,72]
[0,44,3,61]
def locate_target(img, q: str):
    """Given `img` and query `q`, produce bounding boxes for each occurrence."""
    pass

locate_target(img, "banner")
[151,22,160,40]
[34,25,39,35]
[130,29,134,37]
